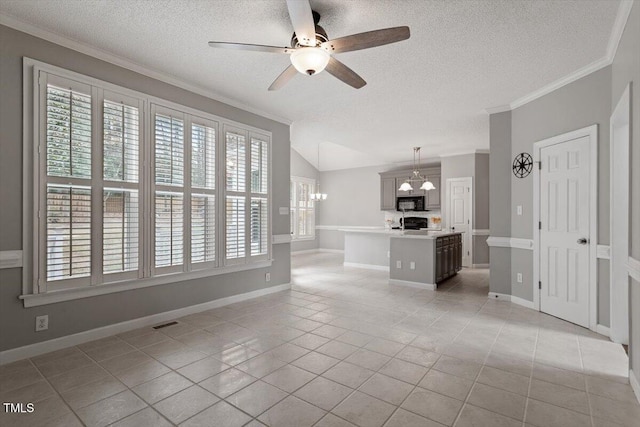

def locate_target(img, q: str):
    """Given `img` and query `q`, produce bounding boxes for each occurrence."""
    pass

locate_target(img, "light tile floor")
[1,252,639,426]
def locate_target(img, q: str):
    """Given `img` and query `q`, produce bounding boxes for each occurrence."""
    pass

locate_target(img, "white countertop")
[339,228,460,239]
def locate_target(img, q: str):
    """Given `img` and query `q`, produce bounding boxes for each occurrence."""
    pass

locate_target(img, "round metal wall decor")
[512,152,533,178]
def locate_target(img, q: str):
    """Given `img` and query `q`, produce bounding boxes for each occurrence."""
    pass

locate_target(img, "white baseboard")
[0,283,291,365]
[472,264,489,268]
[389,279,436,291]
[596,324,611,337]
[344,262,389,272]
[291,249,321,255]
[487,292,535,309]
[630,369,640,405]
[511,295,535,309]
[318,249,344,254]
[488,292,511,302]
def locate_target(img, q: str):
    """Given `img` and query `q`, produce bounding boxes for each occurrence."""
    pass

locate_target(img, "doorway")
[447,177,472,267]
[610,84,631,345]
[533,125,598,330]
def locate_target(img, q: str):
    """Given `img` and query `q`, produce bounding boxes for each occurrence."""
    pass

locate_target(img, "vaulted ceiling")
[0,0,622,170]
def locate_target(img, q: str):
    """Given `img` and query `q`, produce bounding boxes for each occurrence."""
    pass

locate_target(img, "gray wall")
[441,153,490,265]
[611,2,640,389]
[489,111,512,295]
[509,65,612,316]
[0,25,291,352]
[290,148,319,252]
[317,165,388,251]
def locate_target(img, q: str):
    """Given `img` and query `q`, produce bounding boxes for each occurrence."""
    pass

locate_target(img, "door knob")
[577,238,588,245]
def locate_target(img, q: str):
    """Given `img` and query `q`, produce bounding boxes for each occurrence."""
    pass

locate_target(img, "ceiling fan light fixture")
[290,47,330,75]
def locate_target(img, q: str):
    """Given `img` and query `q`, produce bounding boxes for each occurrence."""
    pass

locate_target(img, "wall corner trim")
[596,245,611,259]
[630,369,640,405]
[628,257,640,282]
[0,282,292,365]
[0,250,23,269]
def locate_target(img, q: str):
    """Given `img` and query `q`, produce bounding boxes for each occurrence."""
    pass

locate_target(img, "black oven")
[396,196,426,211]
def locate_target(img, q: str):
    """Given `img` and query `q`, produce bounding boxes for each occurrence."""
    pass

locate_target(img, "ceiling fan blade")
[268,65,298,91]
[286,0,316,46]
[321,26,410,54]
[325,57,366,89]
[208,41,294,54]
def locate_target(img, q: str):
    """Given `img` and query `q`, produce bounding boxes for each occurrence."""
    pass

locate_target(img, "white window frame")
[21,58,272,308]
[290,176,316,241]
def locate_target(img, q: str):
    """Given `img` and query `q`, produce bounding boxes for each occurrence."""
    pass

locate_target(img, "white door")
[540,136,590,327]
[448,178,471,267]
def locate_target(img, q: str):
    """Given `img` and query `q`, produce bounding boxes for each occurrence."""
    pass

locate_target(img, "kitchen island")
[340,229,463,289]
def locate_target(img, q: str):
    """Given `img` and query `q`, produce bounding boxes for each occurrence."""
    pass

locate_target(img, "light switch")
[396,260,402,269]
[410,261,415,270]
[517,205,523,216]
[517,273,523,283]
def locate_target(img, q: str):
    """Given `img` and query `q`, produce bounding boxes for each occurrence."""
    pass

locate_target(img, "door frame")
[609,83,631,344]
[533,124,598,331]
[446,177,473,267]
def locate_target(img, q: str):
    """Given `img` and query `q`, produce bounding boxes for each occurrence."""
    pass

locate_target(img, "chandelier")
[310,143,327,201]
[398,147,436,191]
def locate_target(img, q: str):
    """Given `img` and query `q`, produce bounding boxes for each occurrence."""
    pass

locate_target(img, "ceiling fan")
[208,0,410,90]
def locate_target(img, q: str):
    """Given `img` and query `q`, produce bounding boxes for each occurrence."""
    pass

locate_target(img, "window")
[28,62,271,302]
[290,176,315,240]
[224,127,270,263]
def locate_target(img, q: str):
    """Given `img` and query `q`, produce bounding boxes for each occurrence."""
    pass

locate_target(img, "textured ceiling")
[0,0,620,170]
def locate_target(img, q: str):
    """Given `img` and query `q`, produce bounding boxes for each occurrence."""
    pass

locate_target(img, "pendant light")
[310,143,327,201]
[398,147,436,191]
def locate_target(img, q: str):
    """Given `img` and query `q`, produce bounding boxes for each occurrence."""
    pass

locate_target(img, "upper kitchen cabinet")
[380,176,396,210]
[425,175,440,208]
[380,168,441,210]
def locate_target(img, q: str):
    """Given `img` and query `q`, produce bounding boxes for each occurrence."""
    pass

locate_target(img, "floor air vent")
[153,321,178,329]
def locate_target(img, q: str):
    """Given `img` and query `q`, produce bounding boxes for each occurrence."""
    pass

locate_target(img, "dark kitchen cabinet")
[434,234,462,283]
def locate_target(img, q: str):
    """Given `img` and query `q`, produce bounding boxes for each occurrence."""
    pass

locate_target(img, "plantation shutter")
[102,95,141,277]
[191,120,217,265]
[250,136,269,257]
[45,81,93,286]
[154,109,185,270]
[225,129,247,262]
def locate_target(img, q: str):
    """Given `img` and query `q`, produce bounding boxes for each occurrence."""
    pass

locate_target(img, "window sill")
[291,236,316,241]
[20,260,273,308]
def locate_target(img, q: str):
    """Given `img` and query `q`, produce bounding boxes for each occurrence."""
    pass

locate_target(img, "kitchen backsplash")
[384,210,442,229]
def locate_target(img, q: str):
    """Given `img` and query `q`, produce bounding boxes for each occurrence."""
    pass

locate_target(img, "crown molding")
[485,0,634,114]
[484,105,511,114]
[0,13,292,126]
[439,149,490,158]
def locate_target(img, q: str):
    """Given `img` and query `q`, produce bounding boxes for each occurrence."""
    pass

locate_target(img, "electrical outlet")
[387,251,390,258]
[517,273,523,283]
[265,273,271,282]
[35,315,48,332]
[410,261,416,270]
[396,260,402,269]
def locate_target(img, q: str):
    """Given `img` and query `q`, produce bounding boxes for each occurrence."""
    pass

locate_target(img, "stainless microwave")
[396,196,426,211]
